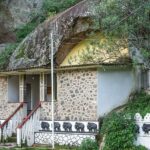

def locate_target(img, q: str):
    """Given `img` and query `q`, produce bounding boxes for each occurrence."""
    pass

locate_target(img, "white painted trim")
[19,75,24,102]
[40,73,45,102]
[17,128,21,147]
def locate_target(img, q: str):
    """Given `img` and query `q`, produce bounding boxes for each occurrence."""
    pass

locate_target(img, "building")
[0,0,149,147]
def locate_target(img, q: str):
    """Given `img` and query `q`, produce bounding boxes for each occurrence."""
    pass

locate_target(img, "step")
[7,136,17,143]
[0,142,17,149]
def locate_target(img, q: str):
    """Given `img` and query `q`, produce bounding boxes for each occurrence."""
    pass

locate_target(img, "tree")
[101,0,149,54]
[84,0,150,65]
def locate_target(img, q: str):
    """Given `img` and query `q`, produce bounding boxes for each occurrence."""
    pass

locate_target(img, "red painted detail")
[18,101,41,129]
[0,102,25,129]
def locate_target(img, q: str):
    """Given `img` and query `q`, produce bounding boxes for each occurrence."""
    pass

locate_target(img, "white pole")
[51,32,55,149]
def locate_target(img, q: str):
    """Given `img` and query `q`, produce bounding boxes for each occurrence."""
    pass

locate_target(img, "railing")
[17,102,41,146]
[0,102,27,142]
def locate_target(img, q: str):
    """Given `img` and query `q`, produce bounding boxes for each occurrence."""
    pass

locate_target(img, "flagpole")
[50,32,55,149]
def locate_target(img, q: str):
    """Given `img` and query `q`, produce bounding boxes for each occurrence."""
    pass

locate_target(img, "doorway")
[25,84,32,114]
[24,75,40,114]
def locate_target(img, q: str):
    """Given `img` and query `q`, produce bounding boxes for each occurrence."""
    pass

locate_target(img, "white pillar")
[17,128,21,147]
[19,75,24,102]
[40,73,45,101]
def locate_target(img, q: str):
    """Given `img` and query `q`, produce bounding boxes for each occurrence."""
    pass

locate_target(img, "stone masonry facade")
[0,76,19,120]
[41,69,98,121]
[0,69,97,121]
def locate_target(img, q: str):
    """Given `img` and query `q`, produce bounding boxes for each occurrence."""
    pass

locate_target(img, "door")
[25,83,32,114]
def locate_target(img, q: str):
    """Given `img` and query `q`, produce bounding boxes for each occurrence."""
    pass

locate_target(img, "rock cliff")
[8,0,97,70]
[0,0,43,44]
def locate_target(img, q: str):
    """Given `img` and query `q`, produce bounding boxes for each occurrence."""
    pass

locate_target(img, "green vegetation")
[100,92,150,150]
[95,0,150,60]
[41,0,81,19]
[15,21,39,43]
[0,43,18,69]
[15,0,81,43]
[0,145,79,150]
[79,138,99,150]
[125,92,150,117]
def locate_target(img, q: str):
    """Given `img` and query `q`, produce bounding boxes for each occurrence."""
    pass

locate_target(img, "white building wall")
[97,69,136,117]
[8,76,19,103]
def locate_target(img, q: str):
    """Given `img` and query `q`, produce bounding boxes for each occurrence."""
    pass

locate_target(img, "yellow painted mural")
[61,33,130,66]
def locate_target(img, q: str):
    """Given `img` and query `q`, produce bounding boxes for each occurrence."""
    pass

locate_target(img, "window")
[8,76,19,103]
[46,73,57,101]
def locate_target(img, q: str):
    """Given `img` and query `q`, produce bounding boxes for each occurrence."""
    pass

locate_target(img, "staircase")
[0,101,41,147]
[17,102,41,147]
[0,102,27,148]
[0,133,17,149]
[0,102,97,147]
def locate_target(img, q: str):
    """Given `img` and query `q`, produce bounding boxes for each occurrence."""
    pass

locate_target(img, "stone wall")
[57,69,97,121]
[35,132,96,146]
[40,69,97,121]
[40,102,58,120]
[0,76,19,120]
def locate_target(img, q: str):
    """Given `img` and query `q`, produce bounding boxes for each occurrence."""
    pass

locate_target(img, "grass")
[0,145,79,150]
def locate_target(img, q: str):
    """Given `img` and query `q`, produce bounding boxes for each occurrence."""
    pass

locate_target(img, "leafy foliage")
[15,21,38,43]
[100,92,150,150]
[79,138,99,150]
[96,0,149,36]
[101,112,136,150]
[95,0,150,60]
[42,0,81,18]
[125,92,150,117]
[0,43,18,69]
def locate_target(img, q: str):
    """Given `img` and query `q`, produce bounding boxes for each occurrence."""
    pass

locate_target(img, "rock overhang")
[7,0,98,71]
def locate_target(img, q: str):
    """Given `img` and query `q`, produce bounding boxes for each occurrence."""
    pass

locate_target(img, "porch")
[2,69,56,117]
[0,69,57,146]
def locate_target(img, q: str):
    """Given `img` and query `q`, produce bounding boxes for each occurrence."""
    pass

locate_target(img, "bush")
[100,92,149,150]
[125,92,150,117]
[101,112,136,150]
[79,138,99,150]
